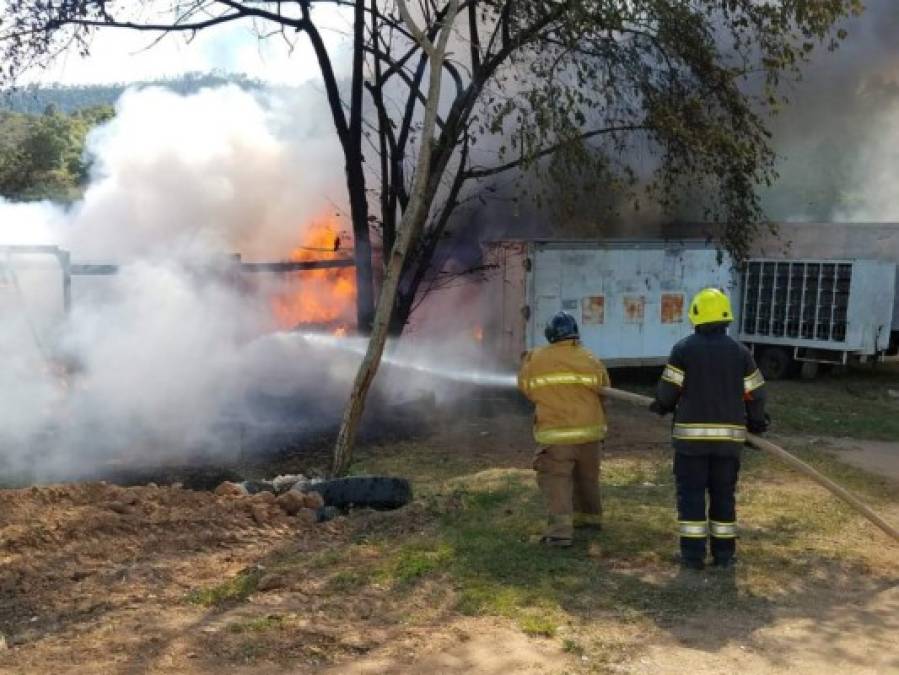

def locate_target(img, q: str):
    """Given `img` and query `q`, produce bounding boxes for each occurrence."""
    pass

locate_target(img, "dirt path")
[324,618,568,674]
[622,583,899,674]
[0,481,337,673]
[322,582,899,675]
[809,438,899,483]
[319,581,899,675]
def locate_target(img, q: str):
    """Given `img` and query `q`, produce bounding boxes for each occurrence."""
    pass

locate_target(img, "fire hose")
[600,386,899,544]
[293,331,898,542]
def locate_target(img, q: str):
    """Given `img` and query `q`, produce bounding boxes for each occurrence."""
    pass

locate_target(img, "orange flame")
[271,213,356,330]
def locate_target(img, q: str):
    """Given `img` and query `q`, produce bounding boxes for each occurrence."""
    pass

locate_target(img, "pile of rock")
[213,474,339,526]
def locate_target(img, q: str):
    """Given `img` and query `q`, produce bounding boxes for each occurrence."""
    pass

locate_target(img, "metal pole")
[59,249,72,314]
[600,386,899,544]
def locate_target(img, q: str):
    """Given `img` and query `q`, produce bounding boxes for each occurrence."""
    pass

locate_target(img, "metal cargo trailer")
[484,239,898,377]
[662,222,899,358]
[483,240,736,367]
[738,259,897,378]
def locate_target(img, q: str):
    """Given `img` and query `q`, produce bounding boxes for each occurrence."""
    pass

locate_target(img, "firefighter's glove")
[649,400,671,417]
[747,413,770,435]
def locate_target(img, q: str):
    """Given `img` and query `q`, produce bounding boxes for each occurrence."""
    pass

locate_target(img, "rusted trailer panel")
[482,241,529,365]
[484,240,735,368]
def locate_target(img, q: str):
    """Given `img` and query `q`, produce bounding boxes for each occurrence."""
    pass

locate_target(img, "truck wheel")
[758,347,793,380]
[799,361,819,380]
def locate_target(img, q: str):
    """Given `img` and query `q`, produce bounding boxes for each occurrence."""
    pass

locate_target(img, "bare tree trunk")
[301,2,375,334]
[332,0,459,476]
[349,0,375,334]
[389,138,471,335]
[348,162,375,333]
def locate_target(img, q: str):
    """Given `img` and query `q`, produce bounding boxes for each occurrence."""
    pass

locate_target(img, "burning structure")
[4,0,899,484]
[269,213,356,333]
[0,85,395,484]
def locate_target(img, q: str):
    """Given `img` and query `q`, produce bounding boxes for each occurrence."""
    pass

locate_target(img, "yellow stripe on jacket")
[518,340,610,445]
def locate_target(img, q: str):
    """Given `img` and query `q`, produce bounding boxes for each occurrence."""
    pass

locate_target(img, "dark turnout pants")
[674,452,740,562]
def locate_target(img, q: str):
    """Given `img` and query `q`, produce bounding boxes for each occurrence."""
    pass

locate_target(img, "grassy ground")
[8,368,895,672]
[346,438,896,629]
[159,363,899,670]
[183,394,898,670]
[765,363,899,440]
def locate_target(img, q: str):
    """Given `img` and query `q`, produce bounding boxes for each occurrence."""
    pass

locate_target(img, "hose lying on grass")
[600,386,899,544]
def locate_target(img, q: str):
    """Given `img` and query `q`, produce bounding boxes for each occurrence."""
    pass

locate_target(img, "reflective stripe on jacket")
[672,424,747,442]
[518,340,610,445]
[655,329,767,456]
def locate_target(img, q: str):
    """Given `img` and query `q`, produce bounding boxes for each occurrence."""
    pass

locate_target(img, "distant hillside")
[1,72,263,114]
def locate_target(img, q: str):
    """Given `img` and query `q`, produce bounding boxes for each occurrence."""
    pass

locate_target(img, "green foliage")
[1,72,262,114]
[0,1,867,297]
[475,0,864,259]
[377,542,454,585]
[562,638,585,656]
[0,104,113,201]
[518,613,558,638]
[0,72,260,202]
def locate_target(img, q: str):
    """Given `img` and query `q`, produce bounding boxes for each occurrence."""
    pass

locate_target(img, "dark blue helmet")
[545,311,579,343]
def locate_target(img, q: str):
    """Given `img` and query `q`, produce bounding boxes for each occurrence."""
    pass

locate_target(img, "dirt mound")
[0,482,301,554]
[0,481,328,647]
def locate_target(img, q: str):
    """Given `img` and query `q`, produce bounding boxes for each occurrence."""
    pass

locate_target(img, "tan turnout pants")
[533,442,602,540]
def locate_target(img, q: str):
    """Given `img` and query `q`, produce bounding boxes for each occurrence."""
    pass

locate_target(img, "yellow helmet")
[689,288,733,326]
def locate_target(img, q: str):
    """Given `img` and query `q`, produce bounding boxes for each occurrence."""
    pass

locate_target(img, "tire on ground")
[298,476,412,510]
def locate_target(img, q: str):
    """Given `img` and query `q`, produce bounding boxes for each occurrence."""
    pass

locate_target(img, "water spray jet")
[289,330,518,388]
[292,330,898,544]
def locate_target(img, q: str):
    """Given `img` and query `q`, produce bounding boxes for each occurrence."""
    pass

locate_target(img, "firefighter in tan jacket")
[518,311,610,547]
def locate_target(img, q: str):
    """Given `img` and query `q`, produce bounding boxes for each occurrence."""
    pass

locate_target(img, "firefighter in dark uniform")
[649,288,768,570]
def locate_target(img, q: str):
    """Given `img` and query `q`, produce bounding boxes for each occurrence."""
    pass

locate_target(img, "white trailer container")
[483,239,898,377]
[484,240,736,368]
[737,259,897,378]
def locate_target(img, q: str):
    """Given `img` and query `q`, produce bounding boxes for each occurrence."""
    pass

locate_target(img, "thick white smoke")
[66,85,343,261]
[0,84,354,481]
[760,0,899,223]
[833,102,899,222]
